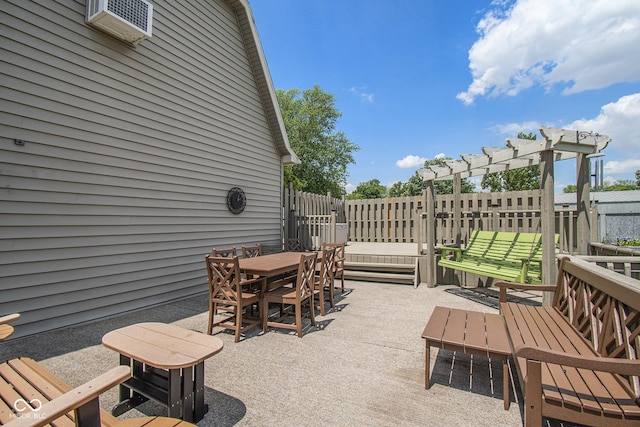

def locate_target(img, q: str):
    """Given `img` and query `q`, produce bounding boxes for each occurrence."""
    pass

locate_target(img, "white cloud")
[396,155,427,169]
[344,183,356,194]
[457,0,640,105]
[604,159,640,175]
[491,93,640,163]
[348,87,375,103]
[490,121,542,138]
[567,93,640,154]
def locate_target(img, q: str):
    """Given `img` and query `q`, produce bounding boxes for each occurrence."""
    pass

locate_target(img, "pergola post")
[453,173,462,246]
[540,150,556,305]
[425,180,436,287]
[576,153,591,255]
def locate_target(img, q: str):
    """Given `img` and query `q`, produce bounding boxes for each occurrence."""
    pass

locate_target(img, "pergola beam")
[417,127,610,182]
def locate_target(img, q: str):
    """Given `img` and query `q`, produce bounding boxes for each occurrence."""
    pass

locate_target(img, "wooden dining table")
[238,251,307,279]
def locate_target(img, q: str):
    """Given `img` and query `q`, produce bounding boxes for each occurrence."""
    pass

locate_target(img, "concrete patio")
[1,279,536,426]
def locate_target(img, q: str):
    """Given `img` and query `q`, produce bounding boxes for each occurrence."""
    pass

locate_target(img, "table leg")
[194,362,207,421]
[425,341,431,389]
[503,358,509,410]
[167,368,182,419]
[182,366,194,422]
[112,356,148,417]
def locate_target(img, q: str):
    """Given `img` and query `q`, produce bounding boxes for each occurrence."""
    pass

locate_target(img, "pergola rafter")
[418,126,610,181]
[418,127,611,299]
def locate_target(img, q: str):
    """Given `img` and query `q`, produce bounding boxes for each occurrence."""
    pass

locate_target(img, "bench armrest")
[6,365,131,427]
[440,246,463,262]
[516,345,640,376]
[495,281,557,303]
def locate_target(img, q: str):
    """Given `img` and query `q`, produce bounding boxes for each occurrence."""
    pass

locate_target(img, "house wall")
[0,0,284,337]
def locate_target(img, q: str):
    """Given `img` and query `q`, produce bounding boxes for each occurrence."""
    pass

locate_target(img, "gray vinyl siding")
[0,0,285,338]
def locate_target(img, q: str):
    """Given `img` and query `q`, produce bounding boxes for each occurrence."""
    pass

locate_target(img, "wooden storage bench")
[422,306,512,409]
[497,255,640,426]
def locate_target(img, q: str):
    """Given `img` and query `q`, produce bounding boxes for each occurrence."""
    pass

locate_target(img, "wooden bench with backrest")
[439,230,558,284]
[497,255,640,426]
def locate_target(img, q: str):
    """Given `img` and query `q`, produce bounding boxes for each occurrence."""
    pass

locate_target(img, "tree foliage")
[277,85,360,196]
[563,179,639,193]
[389,172,425,197]
[346,179,388,200]
[481,132,540,192]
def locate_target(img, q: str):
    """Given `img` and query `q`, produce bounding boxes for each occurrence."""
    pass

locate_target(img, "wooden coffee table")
[422,306,511,409]
[102,322,224,422]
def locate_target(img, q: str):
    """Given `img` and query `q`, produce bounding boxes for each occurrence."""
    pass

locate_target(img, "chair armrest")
[495,281,557,303]
[0,313,21,341]
[0,313,20,325]
[6,365,131,427]
[515,345,640,376]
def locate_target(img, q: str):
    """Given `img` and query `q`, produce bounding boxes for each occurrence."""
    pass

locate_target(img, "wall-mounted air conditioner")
[86,0,153,45]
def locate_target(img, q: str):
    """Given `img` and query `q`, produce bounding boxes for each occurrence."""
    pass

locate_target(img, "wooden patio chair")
[284,238,304,252]
[314,246,336,316]
[322,242,345,293]
[0,358,195,427]
[205,254,263,342]
[0,313,20,341]
[261,252,317,338]
[209,248,238,314]
[212,247,237,257]
[241,244,262,258]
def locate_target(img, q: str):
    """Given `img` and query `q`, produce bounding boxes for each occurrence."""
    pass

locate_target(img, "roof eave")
[229,0,299,165]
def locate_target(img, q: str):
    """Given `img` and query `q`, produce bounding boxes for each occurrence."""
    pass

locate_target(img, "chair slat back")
[322,242,345,274]
[318,246,336,287]
[206,255,243,305]
[284,238,303,252]
[296,252,318,301]
[212,247,237,258]
[242,244,262,258]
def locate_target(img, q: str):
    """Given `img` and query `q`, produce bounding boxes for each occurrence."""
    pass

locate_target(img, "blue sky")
[249,0,640,194]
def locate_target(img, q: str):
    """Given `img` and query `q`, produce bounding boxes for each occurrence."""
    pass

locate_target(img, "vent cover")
[86,0,153,44]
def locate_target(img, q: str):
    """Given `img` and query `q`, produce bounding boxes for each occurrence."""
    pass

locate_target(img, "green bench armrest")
[440,246,463,262]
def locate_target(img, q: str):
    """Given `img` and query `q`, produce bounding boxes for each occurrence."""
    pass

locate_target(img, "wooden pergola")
[417,126,610,295]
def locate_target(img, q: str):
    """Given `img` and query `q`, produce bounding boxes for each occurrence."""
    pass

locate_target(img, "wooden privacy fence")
[345,190,598,254]
[283,184,345,250]
[283,188,598,254]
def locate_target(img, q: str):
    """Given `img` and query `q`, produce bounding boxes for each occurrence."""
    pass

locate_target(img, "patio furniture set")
[205,242,346,341]
[424,255,640,426]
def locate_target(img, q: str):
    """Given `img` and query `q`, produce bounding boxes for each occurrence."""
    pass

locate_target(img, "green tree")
[423,157,475,195]
[388,172,425,197]
[481,132,540,192]
[277,85,360,196]
[346,179,387,200]
[563,179,639,193]
[636,169,640,187]
[602,180,638,191]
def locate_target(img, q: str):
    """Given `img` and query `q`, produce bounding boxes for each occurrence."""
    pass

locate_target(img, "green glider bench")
[438,230,558,284]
